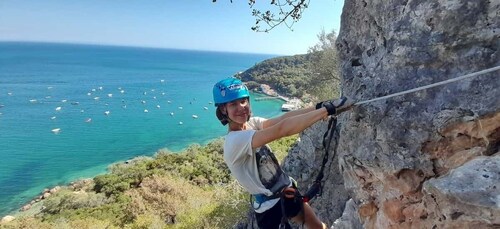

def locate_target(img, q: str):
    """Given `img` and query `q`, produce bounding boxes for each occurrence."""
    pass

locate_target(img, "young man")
[213,78,353,229]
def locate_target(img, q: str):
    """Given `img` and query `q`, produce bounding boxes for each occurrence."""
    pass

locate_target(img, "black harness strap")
[303,116,338,202]
[278,117,338,228]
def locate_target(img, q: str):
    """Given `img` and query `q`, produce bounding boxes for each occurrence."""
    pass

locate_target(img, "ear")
[220,106,227,115]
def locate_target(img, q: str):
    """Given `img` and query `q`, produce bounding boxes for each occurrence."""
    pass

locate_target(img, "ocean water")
[0,42,283,216]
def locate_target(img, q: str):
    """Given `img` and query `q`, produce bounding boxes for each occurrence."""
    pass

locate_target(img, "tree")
[213,0,310,32]
[307,29,341,100]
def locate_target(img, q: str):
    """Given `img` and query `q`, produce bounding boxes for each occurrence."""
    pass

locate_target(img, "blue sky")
[0,0,343,55]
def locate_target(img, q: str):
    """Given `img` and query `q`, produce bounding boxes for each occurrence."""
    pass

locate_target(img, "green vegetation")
[1,29,335,229]
[238,29,341,101]
[1,136,298,229]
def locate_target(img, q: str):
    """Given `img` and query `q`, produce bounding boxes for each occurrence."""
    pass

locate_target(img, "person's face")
[223,97,250,124]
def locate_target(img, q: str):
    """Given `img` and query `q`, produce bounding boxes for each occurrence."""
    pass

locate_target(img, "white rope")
[354,65,500,106]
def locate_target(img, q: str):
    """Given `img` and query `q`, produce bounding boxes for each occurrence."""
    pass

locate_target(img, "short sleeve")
[224,130,256,164]
[248,117,267,130]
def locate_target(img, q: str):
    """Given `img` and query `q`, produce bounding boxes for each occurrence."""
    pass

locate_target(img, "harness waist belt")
[253,193,281,204]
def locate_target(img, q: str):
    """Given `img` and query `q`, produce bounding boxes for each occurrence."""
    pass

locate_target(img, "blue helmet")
[213,78,250,106]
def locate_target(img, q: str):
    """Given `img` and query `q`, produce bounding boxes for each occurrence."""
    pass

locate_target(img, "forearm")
[264,106,316,128]
[278,108,328,136]
[280,106,315,119]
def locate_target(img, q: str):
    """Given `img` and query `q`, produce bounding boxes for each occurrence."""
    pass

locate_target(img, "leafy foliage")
[307,29,341,100]
[237,30,341,101]
[237,54,315,99]
[3,136,297,228]
[212,0,310,32]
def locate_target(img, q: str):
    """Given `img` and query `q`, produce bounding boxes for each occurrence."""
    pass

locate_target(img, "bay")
[0,42,284,216]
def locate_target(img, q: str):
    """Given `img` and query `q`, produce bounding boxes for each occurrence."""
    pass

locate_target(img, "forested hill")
[236,53,315,99]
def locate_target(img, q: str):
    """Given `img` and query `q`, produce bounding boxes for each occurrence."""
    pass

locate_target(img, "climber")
[212,77,354,229]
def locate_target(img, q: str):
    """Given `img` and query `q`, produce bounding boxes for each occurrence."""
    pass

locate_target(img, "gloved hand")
[316,96,355,116]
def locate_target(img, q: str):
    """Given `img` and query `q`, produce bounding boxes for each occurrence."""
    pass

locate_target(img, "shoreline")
[1,136,223,220]
[251,83,305,110]
[1,85,287,221]
[1,92,284,220]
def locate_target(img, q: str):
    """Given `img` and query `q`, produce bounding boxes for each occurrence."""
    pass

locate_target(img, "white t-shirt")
[224,117,291,212]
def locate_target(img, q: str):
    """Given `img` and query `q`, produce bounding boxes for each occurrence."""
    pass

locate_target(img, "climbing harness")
[354,65,500,106]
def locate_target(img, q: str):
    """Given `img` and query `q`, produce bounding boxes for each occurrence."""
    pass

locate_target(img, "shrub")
[93,174,131,196]
[42,189,110,214]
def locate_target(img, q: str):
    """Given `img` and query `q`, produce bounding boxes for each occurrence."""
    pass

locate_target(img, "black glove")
[316,96,354,116]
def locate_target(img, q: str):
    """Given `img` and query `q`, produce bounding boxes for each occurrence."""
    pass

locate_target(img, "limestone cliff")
[284,0,499,228]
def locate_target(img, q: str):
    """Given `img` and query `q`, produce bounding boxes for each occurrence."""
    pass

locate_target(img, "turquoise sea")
[0,42,284,216]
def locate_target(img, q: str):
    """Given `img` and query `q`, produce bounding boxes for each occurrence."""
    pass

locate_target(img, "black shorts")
[255,191,303,229]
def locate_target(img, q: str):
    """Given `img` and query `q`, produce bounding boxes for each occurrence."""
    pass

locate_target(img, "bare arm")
[252,107,328,148]
[262,106,316,129]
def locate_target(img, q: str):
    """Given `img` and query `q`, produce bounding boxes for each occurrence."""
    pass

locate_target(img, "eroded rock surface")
[284,0,499,228]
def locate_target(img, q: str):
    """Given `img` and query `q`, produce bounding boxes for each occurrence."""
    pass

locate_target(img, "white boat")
[156,105,161,109]
[281,103,297,112]
[144,109,149,113]
[51,128,61,134]
[29,99,38,103]
[85,118,92,123]
[108,94,113,97]
[170,112,174,116]
[178,106,183,110]
[203,107,208,110]
[55,107,62,111]
[192,115,198,119]
[178,121,183,125]
[104,111,110,115]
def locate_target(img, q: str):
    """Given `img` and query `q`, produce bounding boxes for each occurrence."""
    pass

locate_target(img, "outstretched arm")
[262,106,315,129]
[253,96,355,149]
[252,107,328,148]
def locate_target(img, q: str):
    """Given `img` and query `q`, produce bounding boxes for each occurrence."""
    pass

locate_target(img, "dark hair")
[216,106,229,126]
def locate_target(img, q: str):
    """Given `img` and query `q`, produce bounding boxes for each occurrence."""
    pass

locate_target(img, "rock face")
[284,0,499,228]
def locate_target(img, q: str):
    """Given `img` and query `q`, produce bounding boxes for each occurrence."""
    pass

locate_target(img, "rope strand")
[354,65,500,106]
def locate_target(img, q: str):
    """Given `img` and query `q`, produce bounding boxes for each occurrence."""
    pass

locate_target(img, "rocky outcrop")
[285,0,499,228]
[1,215,15,224]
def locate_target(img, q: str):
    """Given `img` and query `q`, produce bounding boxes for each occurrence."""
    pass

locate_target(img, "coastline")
[2,91,286,220]
[251,83,305,110]
[2,140,216,220]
